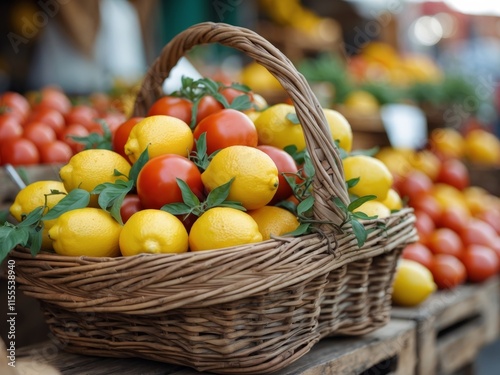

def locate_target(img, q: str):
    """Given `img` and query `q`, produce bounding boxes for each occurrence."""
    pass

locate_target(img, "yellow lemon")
[343,155,393,201]
[59,149,131,207]
[189,207,262,251]
[375,147,413,178]
[253,104,306,151]
[48,208,122,257]
[323,108,353,153]
[119,209,188,256]
[392,259,436,307]
[9,180,67,250]
[202,145,279,210]
[248,206,300,240]
[429,128,465,159]
[240,62,282,93]
[343,90,379,114]
[379,188,403,211]
[124,115,193,163]
[464,128,500,165]
[353,200,391,219]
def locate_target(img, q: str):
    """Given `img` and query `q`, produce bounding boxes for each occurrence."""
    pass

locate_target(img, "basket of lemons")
[4,23,417,374]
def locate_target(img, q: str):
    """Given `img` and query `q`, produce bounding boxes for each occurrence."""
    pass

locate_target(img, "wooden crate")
[15,319,416,375]
[465,162,500,197]
[392,276,500,375]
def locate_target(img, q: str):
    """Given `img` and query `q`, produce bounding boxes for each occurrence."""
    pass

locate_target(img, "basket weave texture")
[10,22,417,374]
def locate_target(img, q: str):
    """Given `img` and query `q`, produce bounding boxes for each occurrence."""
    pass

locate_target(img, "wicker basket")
[10,22,417,374]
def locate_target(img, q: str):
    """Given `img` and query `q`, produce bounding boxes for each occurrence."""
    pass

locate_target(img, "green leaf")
[347,195,377,212]
[349,147,380,157]
[228,95,253,111]
[285,223,310,237]
[346,178,360,189]
[275,199,297,215]
[190,97,200,129]
[286,112,300,124]
[109,191,128,225]
[0,226,30,263]
[161,202,192,216]
[28,227,43,257]
[17,206,44,227]
[0,210,9,225]
[216,201,246,211]
[284,144,306,165]
[42,189,90,221]
[129,147,149,184]
[352,211,378,220]
[303,152,315,178]
[205,178,234,208]
[212,92,231,108]
[229,82,251,92]
[332,196,347,211]
[297,195,314,216]
[176,178,200,208]
[351,219,368,247]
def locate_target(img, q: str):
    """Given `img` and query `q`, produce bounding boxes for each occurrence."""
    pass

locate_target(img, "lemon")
[59,149,131,207]
[189,207,262,251]
[353,200,391,219]
[253,104,306,151]
[119,209,188,256]
[429,128,465,159]
[10,180,67,250]
[464,129,500,165]
[392,259,436,307]
[248,205,300,240]
[343,90,379,113]
[202,145,279,210]
[124,115,193,163]
[343,155,393,201]
[240,62,282,93]
[323,108,353,153]
[379,188,403,211]
[48,208,122,257]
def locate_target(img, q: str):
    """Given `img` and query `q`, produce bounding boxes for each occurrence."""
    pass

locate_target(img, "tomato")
[401,242,434,269]
[59,124,89,154]
[219,87,254,105]
[257,145,299,204]
[429,254,466,289]
[490,241,500,264]
[196,95,224,124]
[64,105,99,130]
[0,114,23,143]
[23,122,57,148]
[414,210,436,245]
[38,140,73,164]
[476,208,500,235]
[28,106,65,135]
[193,109,258,155]
[120,194,143,223]
[112,117,144,161]
[90,92,111,115]
[38,86,71,114]
[461,244,500,283]
[0,92,30,120]
[99,112,127,134]
[409,192,442,224]
[460,218,498,247]
[137,154,204,209]
[147,96,192,124]
[426,228,464,258]
[398,170,433,202]
[436,205,469,233]
[436,158,469,191]
[0,137,40,166]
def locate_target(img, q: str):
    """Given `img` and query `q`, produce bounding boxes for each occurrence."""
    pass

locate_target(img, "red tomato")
[147,96,192,124]
[490,241,500,264]
[461,245,500,283]
[398,170,433,202]
[120,194,143,223]
[426,228,464,258]
[99,112,127,134]
[137,154,204,209]
[401,242,434,269]
[0,114,23,143]
[38,86,71,114]
[193,109,258,155]
[38,140,73,164]
[436,206,470,233]
[112,117,144,161]
[59,124,89,153]
[410,192,442,224]
[414,210,436,245]
[64,105,99,130]
[436,158,469,191]
[196,95,224,124]
[0,92,30,120]
[28,106,65,135]
[429,254,466,289]
[460,218,498,247]
[219,87,254,105]
[23,122,57,148]
[0,137,40,166]
[476,209,500,235]
[257,145,299,204]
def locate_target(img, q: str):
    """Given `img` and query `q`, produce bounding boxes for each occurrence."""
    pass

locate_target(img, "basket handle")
[133,22,349,226]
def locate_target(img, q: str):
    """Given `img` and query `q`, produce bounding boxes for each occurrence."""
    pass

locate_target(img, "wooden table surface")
[17,319,416,375]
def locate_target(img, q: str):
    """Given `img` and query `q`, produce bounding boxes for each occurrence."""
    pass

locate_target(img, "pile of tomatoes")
[0,87,126,166]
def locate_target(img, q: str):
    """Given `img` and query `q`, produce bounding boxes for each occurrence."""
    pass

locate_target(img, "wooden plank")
[16,319,416,375]
[392,276,500,375]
